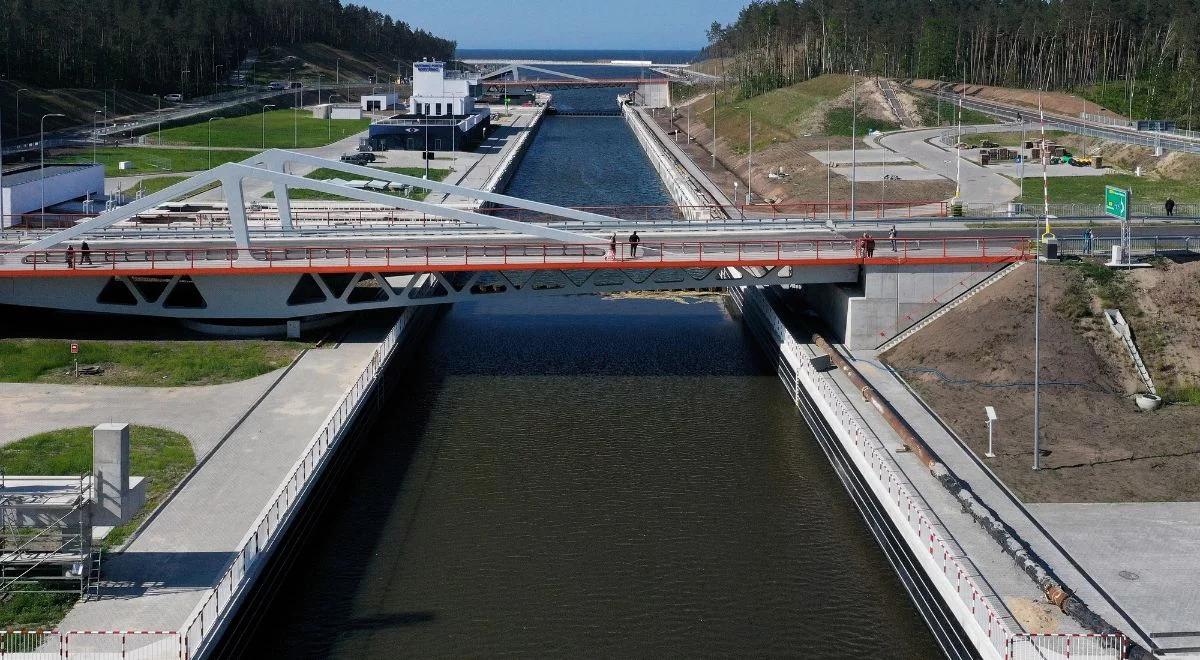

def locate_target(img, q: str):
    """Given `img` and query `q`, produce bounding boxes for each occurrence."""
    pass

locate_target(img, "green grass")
[265,166,451,201]
[914,96,996,126]
[52,146,257,175]
[0,586,77,628]
[1020,174,1200,205]
[0,339,303,386]
[694,74,854,152]
[1162,385,1200,404]
[154,109,371,149]
[822,107,900,136]
[0,426,196,550]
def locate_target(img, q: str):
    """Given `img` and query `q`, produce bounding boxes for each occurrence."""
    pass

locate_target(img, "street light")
[207,117,221,168]
[262,104,276,149]
[15,88,28,139]
[40,113,66,225]
[747,106,753,205]
[93,110,103,163]
[851,69,860,223]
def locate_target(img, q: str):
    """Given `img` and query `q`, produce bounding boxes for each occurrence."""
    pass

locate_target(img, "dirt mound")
[1129,260,1200,390]
[909,80,1113,118]
[883,263,1200,503]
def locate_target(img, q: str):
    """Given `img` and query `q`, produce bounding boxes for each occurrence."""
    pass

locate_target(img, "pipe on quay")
[809,330,1147,659]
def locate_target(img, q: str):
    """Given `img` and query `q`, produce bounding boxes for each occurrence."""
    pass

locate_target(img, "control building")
[366,60,491,152]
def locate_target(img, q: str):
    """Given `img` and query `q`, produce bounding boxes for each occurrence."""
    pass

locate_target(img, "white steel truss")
[19,150,619,253]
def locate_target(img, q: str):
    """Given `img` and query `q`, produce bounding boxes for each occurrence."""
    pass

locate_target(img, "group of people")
[64,241,93,269]
[855,226,899,258]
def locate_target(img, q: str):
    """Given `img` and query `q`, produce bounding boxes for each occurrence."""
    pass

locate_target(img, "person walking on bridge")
[65,245,75,270]
[629,231,641,258]
[888,225,898,251]
[1166,198,1176,216]
[80,240,93,266]
[1083,228,1094,255]
[609,233,617,261]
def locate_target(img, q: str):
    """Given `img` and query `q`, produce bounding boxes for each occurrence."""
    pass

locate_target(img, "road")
[868,124,1021,205]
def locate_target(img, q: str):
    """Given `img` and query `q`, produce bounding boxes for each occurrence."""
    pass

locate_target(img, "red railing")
[2,236,1032,277]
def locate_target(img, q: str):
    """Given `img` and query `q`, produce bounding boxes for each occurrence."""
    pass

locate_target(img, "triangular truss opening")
[96,278,137,306]
[163,276,208,309]
[129,276,171,303]
[287,274,328,306]
[347,273,389,304]
[319,274,355,299]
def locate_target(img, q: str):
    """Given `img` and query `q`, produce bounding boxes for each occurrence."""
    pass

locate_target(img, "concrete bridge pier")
[795,263,1008,349]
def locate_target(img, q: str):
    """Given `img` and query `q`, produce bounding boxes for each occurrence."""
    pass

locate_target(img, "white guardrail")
[176,298,425,657]
[737,286,1126,660]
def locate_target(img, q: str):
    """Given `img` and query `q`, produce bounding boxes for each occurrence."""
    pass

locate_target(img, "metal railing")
[179,300,422,657]
[1,237,1032,275]
[1009,633,1127,660]
[739,287,1125,660]
[0,630,179,659]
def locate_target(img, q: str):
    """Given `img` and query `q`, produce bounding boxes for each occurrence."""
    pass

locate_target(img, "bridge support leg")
[273,182,294,231]
[222,176,252,251]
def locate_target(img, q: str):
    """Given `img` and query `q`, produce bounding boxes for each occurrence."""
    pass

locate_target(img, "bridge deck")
[2,237,1030,278]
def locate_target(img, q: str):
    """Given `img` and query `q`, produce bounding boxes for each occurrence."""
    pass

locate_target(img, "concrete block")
[93,423,131,526]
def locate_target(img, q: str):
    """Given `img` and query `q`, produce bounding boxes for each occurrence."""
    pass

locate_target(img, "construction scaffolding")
[0,474,98,597]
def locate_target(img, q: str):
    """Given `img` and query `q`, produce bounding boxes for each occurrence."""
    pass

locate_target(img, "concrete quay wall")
[621,102,722,220]
[732,285,1015,659]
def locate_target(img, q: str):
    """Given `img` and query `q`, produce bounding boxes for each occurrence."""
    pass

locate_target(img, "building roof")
[2,164,102,188]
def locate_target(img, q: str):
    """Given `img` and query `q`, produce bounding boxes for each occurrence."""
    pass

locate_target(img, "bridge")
[0,151,1030,344]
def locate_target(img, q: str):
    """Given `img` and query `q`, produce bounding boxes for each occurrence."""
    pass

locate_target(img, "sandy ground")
[910,79,1115,118]
[882,262,1200,503]
[1128,259,1200,389]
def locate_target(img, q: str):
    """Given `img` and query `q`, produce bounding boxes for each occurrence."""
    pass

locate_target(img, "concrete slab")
[829,165,947,182]
[1028,502,1200,644]
[810,149,913,165]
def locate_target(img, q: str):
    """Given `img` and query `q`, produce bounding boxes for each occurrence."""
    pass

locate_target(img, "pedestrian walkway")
[845,347,1155,651]
[57,319,391,631]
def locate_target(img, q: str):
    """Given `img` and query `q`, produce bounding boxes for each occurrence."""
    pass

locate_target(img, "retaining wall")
[620,103,720,220]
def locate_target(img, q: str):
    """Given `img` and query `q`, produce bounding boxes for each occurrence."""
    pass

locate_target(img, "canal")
[245,89,941,657]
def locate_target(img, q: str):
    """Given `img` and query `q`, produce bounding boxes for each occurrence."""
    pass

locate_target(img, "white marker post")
[71,342,79,378]
[984,406,998,458]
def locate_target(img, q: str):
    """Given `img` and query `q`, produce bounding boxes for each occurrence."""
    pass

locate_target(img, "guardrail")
[1,237,1032,275]
[179,299,422,657]
[1009,633,1127,660]
[739,287,1126,660]
[0,629,179,659]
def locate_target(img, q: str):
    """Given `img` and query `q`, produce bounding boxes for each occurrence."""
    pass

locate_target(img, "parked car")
[340,152,376,165]
[164,93,184,102]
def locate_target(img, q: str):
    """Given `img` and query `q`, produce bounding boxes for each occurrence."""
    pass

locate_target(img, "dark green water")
[246,95,941,657]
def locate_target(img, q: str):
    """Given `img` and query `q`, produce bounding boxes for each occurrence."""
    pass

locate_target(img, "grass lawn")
[0,425,196,550]
[0,339,303,386]
[154,109,371,149]
[1019,174,1200,205]
[823,106,900,136]
[913,96,996,127]
[265,166,451,201]
[0,587,78,628]
[692,74,854,152]
[52,146,256,175]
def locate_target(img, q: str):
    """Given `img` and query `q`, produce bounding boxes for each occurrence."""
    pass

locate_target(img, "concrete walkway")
[845,347,1158,651]
[0,371,282,458]
[58,319,390,632]
[872,125,1021,205]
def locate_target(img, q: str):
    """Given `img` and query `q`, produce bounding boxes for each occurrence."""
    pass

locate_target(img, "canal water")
[247,90,940,657]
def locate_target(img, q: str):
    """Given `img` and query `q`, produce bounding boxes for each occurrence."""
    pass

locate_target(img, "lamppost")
[262,104,275,149]
[747,106,753,205]
[851,69,860,223]
[711,94,717,170]
[293,87,299,148]
[93,110,102,163]
[40,113,65,225]
[207,117,221,168]
[156,94,163,145]
[15,88,28,139]
[214,64,224,93]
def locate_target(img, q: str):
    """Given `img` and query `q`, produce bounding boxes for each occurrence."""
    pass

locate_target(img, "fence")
[178,300,421,657]
[1009,633,1127,660]
[0,630,179,659]
[737,287,1127,660]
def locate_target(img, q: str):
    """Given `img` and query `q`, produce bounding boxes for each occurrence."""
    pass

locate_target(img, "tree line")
[706,0,1200,121]
[0,0,455,94]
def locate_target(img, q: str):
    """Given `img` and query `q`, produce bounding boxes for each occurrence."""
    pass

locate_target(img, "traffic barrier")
[0,630,181,659]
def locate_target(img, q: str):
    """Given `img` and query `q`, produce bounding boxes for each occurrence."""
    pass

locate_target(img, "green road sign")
[1105,185,1130,220]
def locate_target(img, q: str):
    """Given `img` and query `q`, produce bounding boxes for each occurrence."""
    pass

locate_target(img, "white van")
[164,93,183,102]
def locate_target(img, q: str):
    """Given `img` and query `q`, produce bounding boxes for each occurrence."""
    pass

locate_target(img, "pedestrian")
[609,233,617,260]
[863,233,876,258]
[1165,198,1176,216]
[65,245,75,269]
[629,231,640,258]
[1083,228,1094,255]
[889,225,898,251]
[80,240,93,265]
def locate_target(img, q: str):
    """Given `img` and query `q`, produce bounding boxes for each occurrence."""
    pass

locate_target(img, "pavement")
[870,124,1021,205]
[57,319,390,632]
[0,370,282,458]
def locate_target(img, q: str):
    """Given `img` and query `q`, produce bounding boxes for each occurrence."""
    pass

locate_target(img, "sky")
[356,0,741,51]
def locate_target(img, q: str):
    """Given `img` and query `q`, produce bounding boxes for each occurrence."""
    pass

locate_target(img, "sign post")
[70,342,79,378]
[1105,185,1132,266]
